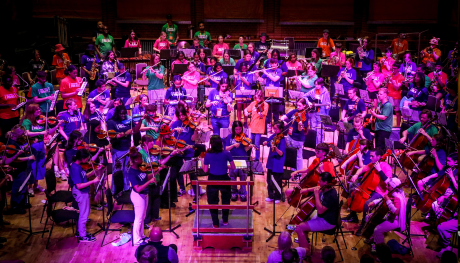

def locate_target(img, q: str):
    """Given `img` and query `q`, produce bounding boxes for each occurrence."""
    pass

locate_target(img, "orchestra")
[0,28,457,260]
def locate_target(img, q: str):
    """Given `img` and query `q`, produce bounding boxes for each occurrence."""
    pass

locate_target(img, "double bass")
[287,151,335,207]
[399,115,438,169]
[348,150,392,213]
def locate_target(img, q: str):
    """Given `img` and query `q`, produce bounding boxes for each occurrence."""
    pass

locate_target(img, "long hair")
[129,146,142,164]
[111,105,127,122]
[218,77,229,92]
[66,130,83,151]
[83,101,95,122]
[414,72,425,88]
[129,29,138,42]
[21,104,40,127]
[143,104,157,123]
[198,49,208,64]
[149,53,160,68]
[140,134,154,148]
[312,49,321,63]
[175,51,185,61]
[222,50,231,64]
[104,51,115,63]
[231,121,244,139]
[277,231,293,253]
[213,62,222,72]
[208,135,223,153]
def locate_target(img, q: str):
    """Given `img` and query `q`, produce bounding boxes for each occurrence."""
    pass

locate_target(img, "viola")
[77,142,103,153]
[347,150,392,213]
[97,129,117,139]
[399,115,438,169]
[36,115,59,126]
[415,166,456,213]
[271,133,284,152]
[152,114,172,125]
[287,151,335,207]
[164,136,189,149]
[80,161,104,171]
[235,133,258,150]
[139,162,161,173]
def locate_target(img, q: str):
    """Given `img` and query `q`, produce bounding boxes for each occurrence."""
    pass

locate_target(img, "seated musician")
[285,53,302,71]
[30,71,56,116]
[427,164,457,222]
[200,135,236,228]
[164,75,187,118]
[220,50,235,67]
[234,50,254,75]
[288,142,336,197]
[366,178,405,254]
[87,79,110,111]
[198,49,211,66]
[443,83,458,133]
[192,52,206,75]
[99,51,117,79]
[233,35,248,50]
[328,42,346,66]
[206,78,233,135]
[387,62,405,127]
[191,37,203,50]
[341,87,366,123]
[132,95,150,146]
[344,117,372,154]
[109,63,131,104]
[212,35,229,61]
[259,58,284,126]
[311,49,323,75]
[296,64,318,94]
[342,147,392,237]
[182,62,200,91]
[401,72,429,122]
[399,109,438,150]
[340,139,373,173]
[171,51,188,72]
[244,90,268,162]
[225,121,254,202]
[294,172,338,249]
[263,121,286,203]
[304,78,331,145]
[234,61,254,127]
[206,62,227,90]
[336,58,357,95]
[80,44,100,92]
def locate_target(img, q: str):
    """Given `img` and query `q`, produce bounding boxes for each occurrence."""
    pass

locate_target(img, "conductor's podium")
[191,180,255,251]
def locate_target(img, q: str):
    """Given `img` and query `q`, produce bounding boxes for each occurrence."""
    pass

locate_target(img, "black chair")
[112,170,132,209]
[101,189,135,247]
[40,169,74,223]
[394,194,424,257]
[43,190,79,249]
[302,129,317,167]
[282,147,298,191]
[310,200,347,261]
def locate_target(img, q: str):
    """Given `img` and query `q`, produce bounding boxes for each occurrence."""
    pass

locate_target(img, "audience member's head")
[375,243,392,263]
[360,254,374,263]
[321,246,336,263]
[149,227,163,242]
[137,245,158,263]
[278,231,293,252]
[441,250,458,263]
[281,248,299,263]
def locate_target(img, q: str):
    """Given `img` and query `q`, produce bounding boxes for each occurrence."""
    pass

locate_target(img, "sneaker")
[294,238,299,243]
[35,186,45,192]
[342,213,359,223]
[265,197,274,202]
[275,200,281,204]
[177,189,186,197]
[187,189,195,196]
[231,194,238,202]
[222,221,229,226]
[79,234,96,243]
[200,188,206,195]
[54,168,60,178]
[28,188,35,197]
[240,195,247,202]
[60,173,68,181]
[371,243,376,254]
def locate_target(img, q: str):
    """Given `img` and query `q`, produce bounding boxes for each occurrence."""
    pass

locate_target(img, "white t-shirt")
[266,247,307,263]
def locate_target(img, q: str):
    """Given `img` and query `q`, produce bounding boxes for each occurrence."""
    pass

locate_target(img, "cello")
[287,151,335,207]
[404,148,437,187]
[347,150,392,213]
[339,119,370,177]
[415,166,456,213]
[435,193,458,225]
[399,115,438,169]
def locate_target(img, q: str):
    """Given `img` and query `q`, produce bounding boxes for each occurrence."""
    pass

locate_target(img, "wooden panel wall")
[116,0,191,21]
[280,0,354,22]
[204,0,264,19]
[32,0,102,19]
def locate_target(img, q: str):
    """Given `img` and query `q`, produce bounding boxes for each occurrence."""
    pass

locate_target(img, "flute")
[247,66,278,75]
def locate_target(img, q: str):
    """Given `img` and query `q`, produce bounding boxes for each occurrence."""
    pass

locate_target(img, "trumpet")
[357,38,365,59]
[336,67,347,84]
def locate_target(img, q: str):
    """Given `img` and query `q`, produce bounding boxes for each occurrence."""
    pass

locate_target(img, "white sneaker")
[28,188,35,197]
[200,188,206,195]
[35,186,45,192]
[275,200,280,204]
[60,173,68,181]
[265,197,274,202]
[54,170,61,178]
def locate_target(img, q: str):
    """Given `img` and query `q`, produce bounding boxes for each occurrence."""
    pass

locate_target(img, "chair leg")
[42,216,50,238]
[339,226,347,249]
[46,222,55,249]
[101,221,111,247]
[310,232,314,255]
[40,203,47,223]
[334,235,344,261]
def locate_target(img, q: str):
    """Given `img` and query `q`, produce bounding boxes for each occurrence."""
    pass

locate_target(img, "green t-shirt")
[406,122,438,149]
[162,23,179,46]
[95,34,115,56]
[22,119,46,142]
[194,31,211,47]
[424,75,431,89]
[139,148,160,183]
[233,44,248,50]
[219,58,235,66]
[375,101,394,132]
[141,119,160,139]
[145,65,165,91]
[30,82,55,113]
[315,58,323,74]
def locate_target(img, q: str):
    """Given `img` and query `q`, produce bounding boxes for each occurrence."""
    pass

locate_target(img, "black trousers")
[0,117,19,143]
[375,130,391,150]
[266,169,283,200]
[207,174,231,226]
[144,183,161,223]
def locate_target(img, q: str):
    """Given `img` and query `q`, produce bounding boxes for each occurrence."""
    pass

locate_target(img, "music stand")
[426,95,441,112]
[172,64,188,75]
[159,49,177,61]
[235,89,255,99]
[120,48,138,58]
[319,114,335,145]
[334,82,346,100]
[195,130,212,144]
[359,89,370,103]
[179,49,196,59]
[224,49,242,60]
[93,172,108,236]
[321,65,340,78]
[222,66,235,77]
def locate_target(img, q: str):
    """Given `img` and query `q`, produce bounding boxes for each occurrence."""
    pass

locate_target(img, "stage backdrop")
[203,0,263,20]
[117,0,191,21]
[280,0,354,22]
[32,0,102,19]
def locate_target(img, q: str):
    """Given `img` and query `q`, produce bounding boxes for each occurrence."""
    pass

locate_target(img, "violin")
[77,142,103,153]
[152,114,172,124]
[294,109,307,123]
[347,150,392,213]
[121,116,133,125]
[256,101,265,113]
[139,162,161,173]
[271,133,284,152]
[149,145,175,156]
[182,117,198,129]
[36,115,60,126]
[80,161,104,171]
[164,136,189,149]
[0,142,30,155]
[235,133,258,150]
[96,126,117,139]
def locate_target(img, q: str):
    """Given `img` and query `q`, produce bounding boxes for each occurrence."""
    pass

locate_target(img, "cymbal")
[125,95,141,105]
[177,41,191,49]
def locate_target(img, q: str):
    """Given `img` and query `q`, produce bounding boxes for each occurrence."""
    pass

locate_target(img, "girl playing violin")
[21,104,63,195]
[82,100,108,148]
[234,61,254,126]
[140,104,161,142]
[225,121,253,202]
[263,121,286,203]
[70,148,102,242]
[164,75,187,118]
[244,90,268,162]
[206,78,233,135]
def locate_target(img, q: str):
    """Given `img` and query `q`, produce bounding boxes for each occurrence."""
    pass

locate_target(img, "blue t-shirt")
[208,89,233,117]
[356,49,374,71]
[262,68,283,87]
[70,163,89,193]
[114,71,132,98]
[204,150,234,175]
[399,62,417,76]
[193,62,206,74]
[444,93,458,128]
[170,120,195,158]
[346,128,373,143]
[234,72,253,98]
[225,134,249,160]
[264,59,287,82]
[407,85,429,111]
[344,98,366,118]
[362,150,371,165]
[424,148,447,174]
[285,109,309,142]
[60,111,83,138]
[265,134,286,173]
[88,89,110,109]
[127,168,149,195]
[80,54,100,78]
[234,59,254,73]
[132,105,145,120]
[336,67,356,93]
[107,119,132,151]
[205,69,227,89]
[165,86,187,102]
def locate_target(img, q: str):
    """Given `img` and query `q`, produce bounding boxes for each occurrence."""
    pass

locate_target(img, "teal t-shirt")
[30,82,55,113]
[162,23,179,46]
[315,58,323,74]
[375,101,394,132]
[141,119,160,140]
[22,119,46,142]
[233,44,248,50]
[424,75,431,89]
[194,31,212,47]
[219,58,235,66]
[300,74,318,93]
[95,34,115,56]
[145,65,165,91]
[138,148,160,183]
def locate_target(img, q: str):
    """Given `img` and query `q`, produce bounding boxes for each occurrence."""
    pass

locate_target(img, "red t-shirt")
[366,72,385,92]
[52,53,70,79]
[0,86,19,119]
[60,76,83,109]
[213,43,229,58]
[308,158,336,178]
[390,39,408,55]
[380,57,395,76]
[387,73,405,100]
[154,39,170,51]
[124,39,141,48]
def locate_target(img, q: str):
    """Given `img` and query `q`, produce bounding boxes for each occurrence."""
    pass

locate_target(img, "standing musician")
[371,88,393,150]
[366,178,406,254]
[286,53,302,71]
[80,44,100,92]
[263,121,286,203]
[69,148,102,243]
[387,62,405,127]
[427,61,447,96]
[297,64,318,93]
[234,61,254,126]
[219,50,235,66]
[164,75,187,118]
[365,62,384,109]
[26,49,49,87]
[233,35,248,50]
[399,109,439,152]
[421,37,441,66]
[328,42,346,66]
[294,172,339,249]
[95,26,115,59]
[342,147,392,236]
[108,62,131,104]
[389,32,409,60]
[143,54,165,104]
[344,117,372,154]
[256,33,270,52]
[87,80,110,111]
[52,44,70,84]
[399,53,417,81]
[259,58,284,126]
[317,29,335,57]
[336,58,356,95]
[162,14,179,49]
[280,98,309,171]
[414,134,447,192]
[193,22,211,48]
[100,51,117,80]
[60,65,83,109]
[3,125,35,215]
[380,49,395,77]
[206,78,233,135]
[234,50,255,74]
[82,101,108,148]
[153,32,170,53]
[124,30,142,54]
[0,75,19,143]
[304,78,331,145]
[199,135,236,228]
[225,121,254,202]
[341,87,366,123]
[355,37,374,90]
[244,90,268,162]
